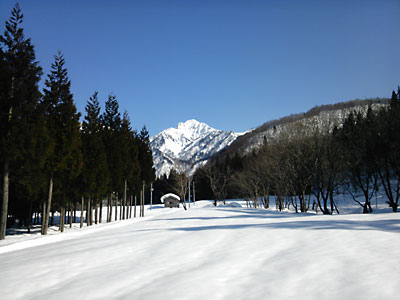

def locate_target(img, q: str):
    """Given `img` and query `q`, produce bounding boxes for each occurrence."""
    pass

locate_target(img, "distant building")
[160,193,180,208]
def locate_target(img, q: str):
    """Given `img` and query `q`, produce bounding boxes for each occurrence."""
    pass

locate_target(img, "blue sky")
[1,0,399,136]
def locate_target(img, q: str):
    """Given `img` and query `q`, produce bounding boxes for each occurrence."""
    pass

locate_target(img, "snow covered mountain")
[150,119,242,177]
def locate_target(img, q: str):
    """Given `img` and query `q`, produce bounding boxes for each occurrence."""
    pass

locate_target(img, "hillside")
[218,98,390,159]
[1,200,399,300]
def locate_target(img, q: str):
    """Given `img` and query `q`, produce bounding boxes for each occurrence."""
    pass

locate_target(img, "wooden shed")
[160,193,180,208]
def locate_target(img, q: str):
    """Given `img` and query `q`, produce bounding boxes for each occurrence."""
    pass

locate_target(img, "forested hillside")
[220,98,390,158]
[0,4,155,240]
[194,94,400,214]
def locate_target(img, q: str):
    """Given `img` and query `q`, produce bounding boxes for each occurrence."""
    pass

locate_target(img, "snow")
[150,119,243,177]
[160,193,180,203]
[1,200,399,300]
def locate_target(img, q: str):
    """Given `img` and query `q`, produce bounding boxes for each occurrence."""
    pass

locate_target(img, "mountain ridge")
[150,119,242,177]
[214,98,390,162]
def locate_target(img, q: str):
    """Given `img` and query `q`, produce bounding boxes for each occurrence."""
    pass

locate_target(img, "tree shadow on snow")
[155,210,318,223]
[163,218,400,233]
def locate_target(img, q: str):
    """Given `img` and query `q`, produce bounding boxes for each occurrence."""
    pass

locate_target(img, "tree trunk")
[329,190,334,215]
[87,197,91,226]
[95,200,98,225]
[120,194,123,220]
[73,202,77,223]
[193,181,196,203]
[27,198,33,233]
[80,196,84,228]
[66,204,69,225]
[129,195,132,218]
[0,158,10,240]
[41,201,46,234]
[99,200,103,223]
[140,191,142,217]
[107,194,110,222]
[115,193,118,221]
[125,195,128,219]
[263,193,270,209]
[142,182,145,217]
[90,199,94,226]
[134,195,137,218]
[302,191,307,212]
[42,173,53,235]
[123,180,127,220]
[59,206,65,232]
[69,202,73,228]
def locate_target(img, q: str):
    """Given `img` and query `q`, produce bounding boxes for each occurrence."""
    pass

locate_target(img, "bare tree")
[170,170,188,210]
[202,163,231,206]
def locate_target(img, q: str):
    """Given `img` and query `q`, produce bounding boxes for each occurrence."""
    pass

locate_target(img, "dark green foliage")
[41,51,82,232]
[42,51,82,179]
[102,94,124,193]
[193,170,214,200]
[138,126,156,185]
[120,112,141,192]
[0,4,157,238]
[81,91,109,198]
[0,3,43,161]
[0,3,43,238]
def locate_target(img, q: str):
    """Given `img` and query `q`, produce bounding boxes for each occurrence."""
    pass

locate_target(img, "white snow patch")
[160,193,180,203]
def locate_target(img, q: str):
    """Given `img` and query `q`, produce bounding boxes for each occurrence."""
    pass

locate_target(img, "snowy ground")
[0,200,399,300]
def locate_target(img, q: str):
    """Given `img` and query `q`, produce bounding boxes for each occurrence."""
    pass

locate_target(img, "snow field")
[0,200,399,300]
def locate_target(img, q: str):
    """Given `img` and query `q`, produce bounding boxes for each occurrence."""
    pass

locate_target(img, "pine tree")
[102,94,123,220]
[138,126,156,185]
[120,112,132,218]
[0,4,42,239]
[390,89,399,108]
[41,51,82,234]
[81,91,109,223]
[137,126,155,210]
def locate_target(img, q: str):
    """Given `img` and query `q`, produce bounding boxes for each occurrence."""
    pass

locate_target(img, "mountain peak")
[150,120,241,177]
[177,119,202,128]
[175,119,216,141]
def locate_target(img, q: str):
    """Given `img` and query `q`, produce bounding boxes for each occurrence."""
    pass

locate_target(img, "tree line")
[194,91,400,214]
[0,4,155,239]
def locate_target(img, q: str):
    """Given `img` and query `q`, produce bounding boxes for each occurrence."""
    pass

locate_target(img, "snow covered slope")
[150,119,242,177]
[222,98,390,157]
[0,201,399,300]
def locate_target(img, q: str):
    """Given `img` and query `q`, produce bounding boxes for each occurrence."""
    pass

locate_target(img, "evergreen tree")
[0,4,42,239]
[81,91,109,223]
[128,128,141,195]
[42,51,82,234]
[102,94,123,220]
[119,111,141,218]
[138,125,156,186]
[103,94,123,192]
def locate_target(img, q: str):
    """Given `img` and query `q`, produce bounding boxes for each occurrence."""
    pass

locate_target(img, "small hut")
[161,193,180,208]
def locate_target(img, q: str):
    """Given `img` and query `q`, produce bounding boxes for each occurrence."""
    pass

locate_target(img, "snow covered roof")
[160,193,180,203]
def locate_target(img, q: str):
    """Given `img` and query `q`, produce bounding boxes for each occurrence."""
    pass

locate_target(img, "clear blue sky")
[1,0,399,136]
